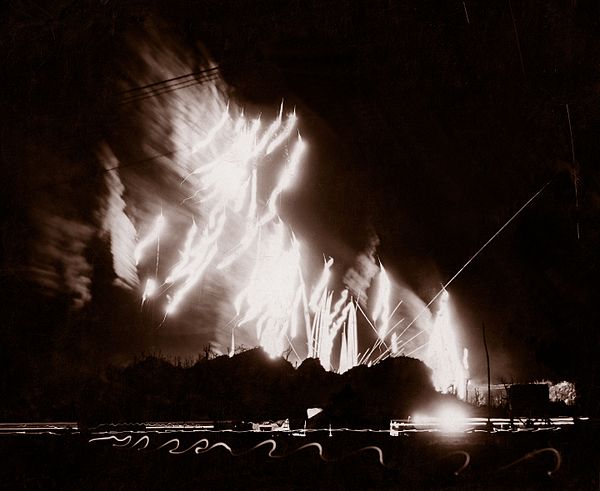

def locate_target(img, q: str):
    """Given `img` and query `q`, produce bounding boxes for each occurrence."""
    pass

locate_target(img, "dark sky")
[1,1,599,386]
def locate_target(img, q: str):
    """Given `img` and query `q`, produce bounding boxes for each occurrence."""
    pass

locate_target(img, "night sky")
[1,1,599,391]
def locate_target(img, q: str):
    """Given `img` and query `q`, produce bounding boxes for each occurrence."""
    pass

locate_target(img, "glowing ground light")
[413,404,468,432]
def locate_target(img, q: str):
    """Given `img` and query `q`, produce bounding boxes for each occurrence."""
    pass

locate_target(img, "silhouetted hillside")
[2,347,458,427]
[327,357,439,428]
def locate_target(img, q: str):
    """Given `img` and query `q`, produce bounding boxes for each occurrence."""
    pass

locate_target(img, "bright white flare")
[134,214,164,265]
[132,96,468,394]
[391,332,399,355]
[309,257,334,313]
[426,290,468,397]
[338,301,358,374]
[267,134,306,215]
[191,103,230,153]
[142,278,158,303]
[372,263,391,340]
[235,223,304,358]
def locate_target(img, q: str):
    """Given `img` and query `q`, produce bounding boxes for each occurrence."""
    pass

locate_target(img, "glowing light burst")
[426,290,468,397]
[235,223,303,357]
[134,102,310,358]
[131,93,467,394]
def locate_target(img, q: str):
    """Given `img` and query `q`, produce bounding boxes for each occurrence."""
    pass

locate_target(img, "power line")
[13,68,226,192]
[118,70,221,105]
[118,66,221,95]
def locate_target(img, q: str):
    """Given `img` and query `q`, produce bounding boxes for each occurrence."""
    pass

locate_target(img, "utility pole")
[482,321,493,431]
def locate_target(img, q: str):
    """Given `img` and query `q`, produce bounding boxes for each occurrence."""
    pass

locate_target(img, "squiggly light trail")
[90,435,387,466]
[89,434,564,479]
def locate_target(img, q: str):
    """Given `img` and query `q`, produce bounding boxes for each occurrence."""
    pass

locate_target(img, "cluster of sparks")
[133,101,468,393]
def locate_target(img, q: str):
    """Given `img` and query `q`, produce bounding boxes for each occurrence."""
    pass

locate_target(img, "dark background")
[1,1,599,412]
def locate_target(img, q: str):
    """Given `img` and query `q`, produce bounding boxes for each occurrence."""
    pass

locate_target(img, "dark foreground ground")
[2,425,599,490]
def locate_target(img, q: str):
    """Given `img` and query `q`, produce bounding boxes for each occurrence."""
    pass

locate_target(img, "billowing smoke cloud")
[13,131,100,311]
[29,211,94,310]
[342,232,380,305]
[341,232,437,359]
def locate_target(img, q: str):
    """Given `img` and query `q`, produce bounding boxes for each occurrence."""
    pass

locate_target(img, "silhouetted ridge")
[2,347,450,427]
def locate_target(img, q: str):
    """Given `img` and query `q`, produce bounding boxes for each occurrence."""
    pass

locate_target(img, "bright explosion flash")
[427,290,469,398]
[127,66,467,394]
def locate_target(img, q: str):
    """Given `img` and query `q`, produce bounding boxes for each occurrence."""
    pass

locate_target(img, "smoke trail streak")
[565,104,580,240]
[387,300,403,326]
[134,214,165,266]
[379,179,552,360]
[356,298,391,365]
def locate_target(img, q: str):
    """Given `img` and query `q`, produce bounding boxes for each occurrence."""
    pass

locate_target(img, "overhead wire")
[118,69,221,105]
[374,178,554,362]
